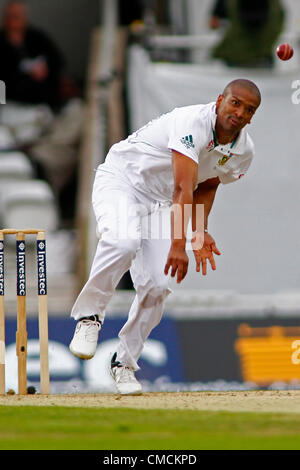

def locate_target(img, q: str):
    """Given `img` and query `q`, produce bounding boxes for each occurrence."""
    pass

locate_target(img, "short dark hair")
[223,79,261,104]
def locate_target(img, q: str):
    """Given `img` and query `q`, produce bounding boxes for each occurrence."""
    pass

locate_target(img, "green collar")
[213,129,238,149]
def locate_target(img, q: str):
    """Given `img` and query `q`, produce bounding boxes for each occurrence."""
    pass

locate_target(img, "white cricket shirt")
[103,102,255,203]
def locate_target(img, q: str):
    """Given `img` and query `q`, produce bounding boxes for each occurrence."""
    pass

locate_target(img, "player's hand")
[164,244,189,284]
[192,232,221,276]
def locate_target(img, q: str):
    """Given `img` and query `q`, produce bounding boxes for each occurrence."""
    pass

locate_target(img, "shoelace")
[115,366,136,383]
[78,318,101,342]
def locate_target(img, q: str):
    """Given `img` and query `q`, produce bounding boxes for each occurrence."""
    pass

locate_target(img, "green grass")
[0,406,300,450]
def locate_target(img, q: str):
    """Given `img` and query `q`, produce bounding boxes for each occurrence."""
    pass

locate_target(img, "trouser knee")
[140,282,171,308]
[102,232,141,260]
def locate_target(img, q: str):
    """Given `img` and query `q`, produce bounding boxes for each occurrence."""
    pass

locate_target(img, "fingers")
[201,258,207,275]
[181,260,189,283]
[171,262,177,278]
[175,260,189,283]
[177,264,184,283]
[164,261,170,276]
[208,252,216,270]
[164,260,178,278]
[203,252,216,273]
[164,259,188,284]
[211,243,221,255]
[194,239,221,275]
[195,250,217,275]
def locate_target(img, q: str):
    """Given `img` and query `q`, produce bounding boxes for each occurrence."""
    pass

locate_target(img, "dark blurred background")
[0,0,100,87]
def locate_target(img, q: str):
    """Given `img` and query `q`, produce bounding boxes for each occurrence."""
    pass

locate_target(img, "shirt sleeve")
[167,109,208,164]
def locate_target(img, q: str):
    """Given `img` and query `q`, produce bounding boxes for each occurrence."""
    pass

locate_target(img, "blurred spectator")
[209,0,228,29]
[0,0,84,225]
[0,0,65,109]
[210,0,285,68]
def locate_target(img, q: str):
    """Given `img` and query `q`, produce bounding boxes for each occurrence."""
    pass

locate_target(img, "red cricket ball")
[276,43,294,61]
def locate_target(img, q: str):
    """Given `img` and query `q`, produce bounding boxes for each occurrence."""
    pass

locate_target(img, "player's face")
[216,86,260,134]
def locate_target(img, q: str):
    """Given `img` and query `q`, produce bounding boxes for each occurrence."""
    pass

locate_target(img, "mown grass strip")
[0,406,300,450]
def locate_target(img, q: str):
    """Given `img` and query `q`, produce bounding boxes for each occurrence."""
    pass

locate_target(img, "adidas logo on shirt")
[180,135,195,149]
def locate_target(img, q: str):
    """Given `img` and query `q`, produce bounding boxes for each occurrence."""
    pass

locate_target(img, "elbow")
[173,182,194,201]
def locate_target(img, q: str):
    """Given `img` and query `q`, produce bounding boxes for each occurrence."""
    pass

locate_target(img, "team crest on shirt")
[206,139,214,152]
[218,155,230,166]
[180,135,195,149]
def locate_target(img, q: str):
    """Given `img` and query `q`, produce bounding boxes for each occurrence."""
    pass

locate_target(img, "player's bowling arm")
[164,151,198,284]
[171,150,198,246]
[192,177,220,232]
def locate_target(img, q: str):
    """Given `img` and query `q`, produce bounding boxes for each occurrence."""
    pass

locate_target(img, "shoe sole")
[69,343,95,360]
[118,388,143,396]
[116,385,143,395]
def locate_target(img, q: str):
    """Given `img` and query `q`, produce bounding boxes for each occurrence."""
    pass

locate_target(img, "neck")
[215,122,239,145]
[6,29,25,46]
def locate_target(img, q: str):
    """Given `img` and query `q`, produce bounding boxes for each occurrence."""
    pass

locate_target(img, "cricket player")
[69,79,261,394]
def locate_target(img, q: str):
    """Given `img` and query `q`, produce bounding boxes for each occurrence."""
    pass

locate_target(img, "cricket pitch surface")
[0,390,300,413]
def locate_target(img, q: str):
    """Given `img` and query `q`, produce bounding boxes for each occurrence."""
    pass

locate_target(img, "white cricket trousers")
[71,164,172,370]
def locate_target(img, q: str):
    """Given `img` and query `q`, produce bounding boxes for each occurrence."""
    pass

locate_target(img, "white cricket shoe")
[110,353,142,395]
[69,315,101,359]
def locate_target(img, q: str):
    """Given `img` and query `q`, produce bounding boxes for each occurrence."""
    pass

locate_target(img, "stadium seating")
[0,125,16,150]
[0,151,34,182]
[0,179,59,235]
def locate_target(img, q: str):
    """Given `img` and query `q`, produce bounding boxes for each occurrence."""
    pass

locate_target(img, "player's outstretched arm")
[164,151,198,284]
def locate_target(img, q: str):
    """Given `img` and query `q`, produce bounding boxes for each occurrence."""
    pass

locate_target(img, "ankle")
[81,314,100,323]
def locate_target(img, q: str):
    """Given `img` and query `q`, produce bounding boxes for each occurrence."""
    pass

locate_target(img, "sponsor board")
[16,241,26,296]
[178,317,300,387]
[0,241,4,296]
[3,315,300,393]
[37,240,47,296]
[3,317,184,393]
